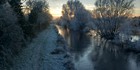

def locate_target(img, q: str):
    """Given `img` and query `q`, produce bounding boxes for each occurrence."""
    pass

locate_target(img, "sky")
[48,0,140,18]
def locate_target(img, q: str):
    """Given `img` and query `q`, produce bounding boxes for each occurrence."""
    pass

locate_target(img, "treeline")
[0,0,52,69]
[57,0,140,53]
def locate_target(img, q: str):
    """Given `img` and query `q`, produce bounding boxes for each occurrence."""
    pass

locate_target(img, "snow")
[131,36,140,42]
[11,24,73,70]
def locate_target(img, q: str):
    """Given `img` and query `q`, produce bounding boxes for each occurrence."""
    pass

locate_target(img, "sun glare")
[50,8,62,18]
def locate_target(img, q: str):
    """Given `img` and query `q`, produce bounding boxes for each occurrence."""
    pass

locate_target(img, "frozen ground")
[11,25,73,70]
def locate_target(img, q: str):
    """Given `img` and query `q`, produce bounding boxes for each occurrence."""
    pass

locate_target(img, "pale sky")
[48,0,140,18]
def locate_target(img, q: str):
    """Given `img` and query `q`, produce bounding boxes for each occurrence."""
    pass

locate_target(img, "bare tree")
[93,0,134,42]
[94,0,134,17]
[91,1,136,70]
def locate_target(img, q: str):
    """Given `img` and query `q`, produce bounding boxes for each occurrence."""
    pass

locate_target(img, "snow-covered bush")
[0,3,25,69]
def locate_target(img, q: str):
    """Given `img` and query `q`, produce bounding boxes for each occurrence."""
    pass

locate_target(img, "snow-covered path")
[11,25,72,70]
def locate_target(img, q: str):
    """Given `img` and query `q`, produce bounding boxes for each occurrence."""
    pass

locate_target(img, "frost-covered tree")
[60,0,84,28]
[8,0,28,38]
[93,0,134,40]
[120,17,140,53]
[60,0,92,52]
[25,0,52,38]
[8,0,23,17]
[91,1,139,70]
[131,17,140,35]
[92,0,135,50]
[0,3,25,69]
[94,0,134,17]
